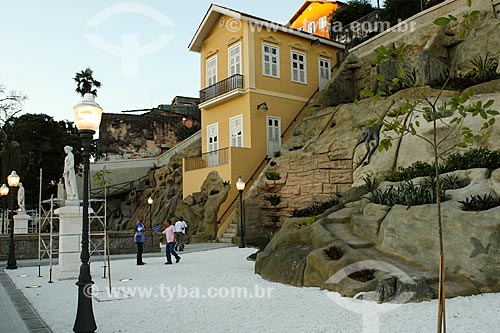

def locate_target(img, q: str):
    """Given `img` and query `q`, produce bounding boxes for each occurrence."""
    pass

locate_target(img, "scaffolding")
[38,195,107,281]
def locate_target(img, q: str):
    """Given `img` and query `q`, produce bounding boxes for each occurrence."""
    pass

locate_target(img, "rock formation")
[253,3,500,300]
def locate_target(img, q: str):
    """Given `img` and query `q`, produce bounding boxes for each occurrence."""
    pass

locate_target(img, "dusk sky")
[1,1,377,122]
[0,1,302,121]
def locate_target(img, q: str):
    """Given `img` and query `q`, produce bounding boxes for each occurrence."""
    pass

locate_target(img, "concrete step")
[226,226,237,233]
[324,223,374,249]
[222,232,236,238]
[326,208,353,224]
[219,237,233,243]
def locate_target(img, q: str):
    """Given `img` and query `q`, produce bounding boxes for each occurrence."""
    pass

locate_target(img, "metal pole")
[149,203,153,248]
[73,129,97,333]
[6,186,18,269]
[1,197,5,234]
[238,190,245,248]
[48,195,53,283]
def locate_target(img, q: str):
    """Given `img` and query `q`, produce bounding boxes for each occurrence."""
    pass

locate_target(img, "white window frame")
[206,123,219,167]
[206,56,218,87]
[307,21,315,34]
[319,57,331,90]
[318,16,327,29]
[229,115,244,147]
[291,50,307,84]
[228,43,242,76]
[262,43,280,78]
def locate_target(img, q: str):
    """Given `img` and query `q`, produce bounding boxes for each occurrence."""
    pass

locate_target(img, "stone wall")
[0,232,161,260]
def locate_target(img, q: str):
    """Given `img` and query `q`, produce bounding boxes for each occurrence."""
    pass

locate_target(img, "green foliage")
[265,171,281,180]
[431,54,500,90]
[384,161,435,182]
[0,114,83,209]
[384,148,500,182]
[264,194,281,206]
[296,216,317,229]
[384,68,418,95]
[458,193,499,211]
[363,173,378,191]
[73,67,101,97]
[382,0,422,25]
[290,197,340,217]
[329,0,374,26]
[441,173,469,190]
[444,148,500,171]
[93,168,112,192]
[370,181,445,206]
[323,245,344,260]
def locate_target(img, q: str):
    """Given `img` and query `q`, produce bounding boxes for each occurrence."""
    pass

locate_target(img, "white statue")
[63,146,79,201]
[17,182,25,211]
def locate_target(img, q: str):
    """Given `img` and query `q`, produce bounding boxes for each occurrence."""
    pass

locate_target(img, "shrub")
[370,181,445,206]
[440,173,469,190]
[444,148,500,172]
[430,54,500,90]
[290,197,340,217]
[264,194,281,206]
[265,171,281,180]
[382,0,421,26]
[384,161,434,182]
[384,68,418,95]
[323,245,344,260]
[458,193,500,211]
[363,173,379,191]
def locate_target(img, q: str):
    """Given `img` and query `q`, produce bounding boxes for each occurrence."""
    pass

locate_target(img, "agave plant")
[458,193,500,211]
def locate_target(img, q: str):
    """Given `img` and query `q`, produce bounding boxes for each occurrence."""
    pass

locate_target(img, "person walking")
[134,216,146,265]
[161,219,180,265]
[174,216,187,251]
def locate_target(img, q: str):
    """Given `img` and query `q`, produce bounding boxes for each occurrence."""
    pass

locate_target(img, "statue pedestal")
[14,211,30,234]
[54,205,93,281]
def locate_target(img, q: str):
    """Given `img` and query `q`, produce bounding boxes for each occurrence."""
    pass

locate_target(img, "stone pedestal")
[54,204,93,280]
[14,211,30,234]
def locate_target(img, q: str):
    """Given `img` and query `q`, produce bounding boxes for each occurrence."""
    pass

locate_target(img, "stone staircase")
[323,208,479,298]
[219,221,238,243]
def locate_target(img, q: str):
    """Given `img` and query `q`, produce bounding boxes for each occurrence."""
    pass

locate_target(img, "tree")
[329,0,374,26]
[358,2,494,332]
[73,67,102,97]
[0,114,83,209]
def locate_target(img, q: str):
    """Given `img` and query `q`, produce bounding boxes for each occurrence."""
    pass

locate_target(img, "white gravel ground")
[6,247,500,333]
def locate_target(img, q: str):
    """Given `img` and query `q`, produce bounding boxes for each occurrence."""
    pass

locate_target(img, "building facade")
[183,4,344,226]
[288,1,342,38]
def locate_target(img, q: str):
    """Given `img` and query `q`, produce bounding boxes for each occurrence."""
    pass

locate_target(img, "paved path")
[0,242,234,332]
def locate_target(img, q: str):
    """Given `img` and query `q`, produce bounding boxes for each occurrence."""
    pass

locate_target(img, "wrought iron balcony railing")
[200,74,244,103]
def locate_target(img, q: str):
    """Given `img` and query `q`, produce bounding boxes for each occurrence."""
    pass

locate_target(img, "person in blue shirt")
[134,216,146,265]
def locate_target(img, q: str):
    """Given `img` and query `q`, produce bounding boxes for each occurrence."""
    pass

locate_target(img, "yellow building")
[288,1,343,39]
[184,4,344,230]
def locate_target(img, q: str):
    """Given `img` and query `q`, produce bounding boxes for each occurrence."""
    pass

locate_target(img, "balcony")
[184,147,229,172]
[199,74,244,109]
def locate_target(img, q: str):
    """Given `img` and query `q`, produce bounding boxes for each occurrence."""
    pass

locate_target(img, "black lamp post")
[6,171,20,270]
[0,184,8,235]
[148,196,153,247]
[72,93,102,333]
[236,177,246,248]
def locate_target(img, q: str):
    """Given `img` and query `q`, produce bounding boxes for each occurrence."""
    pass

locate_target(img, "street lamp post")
[236,177,246,248]
[6,171,20,270]
[73,93,102,333]
[147,196,153,247]
[0,184,9,235]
